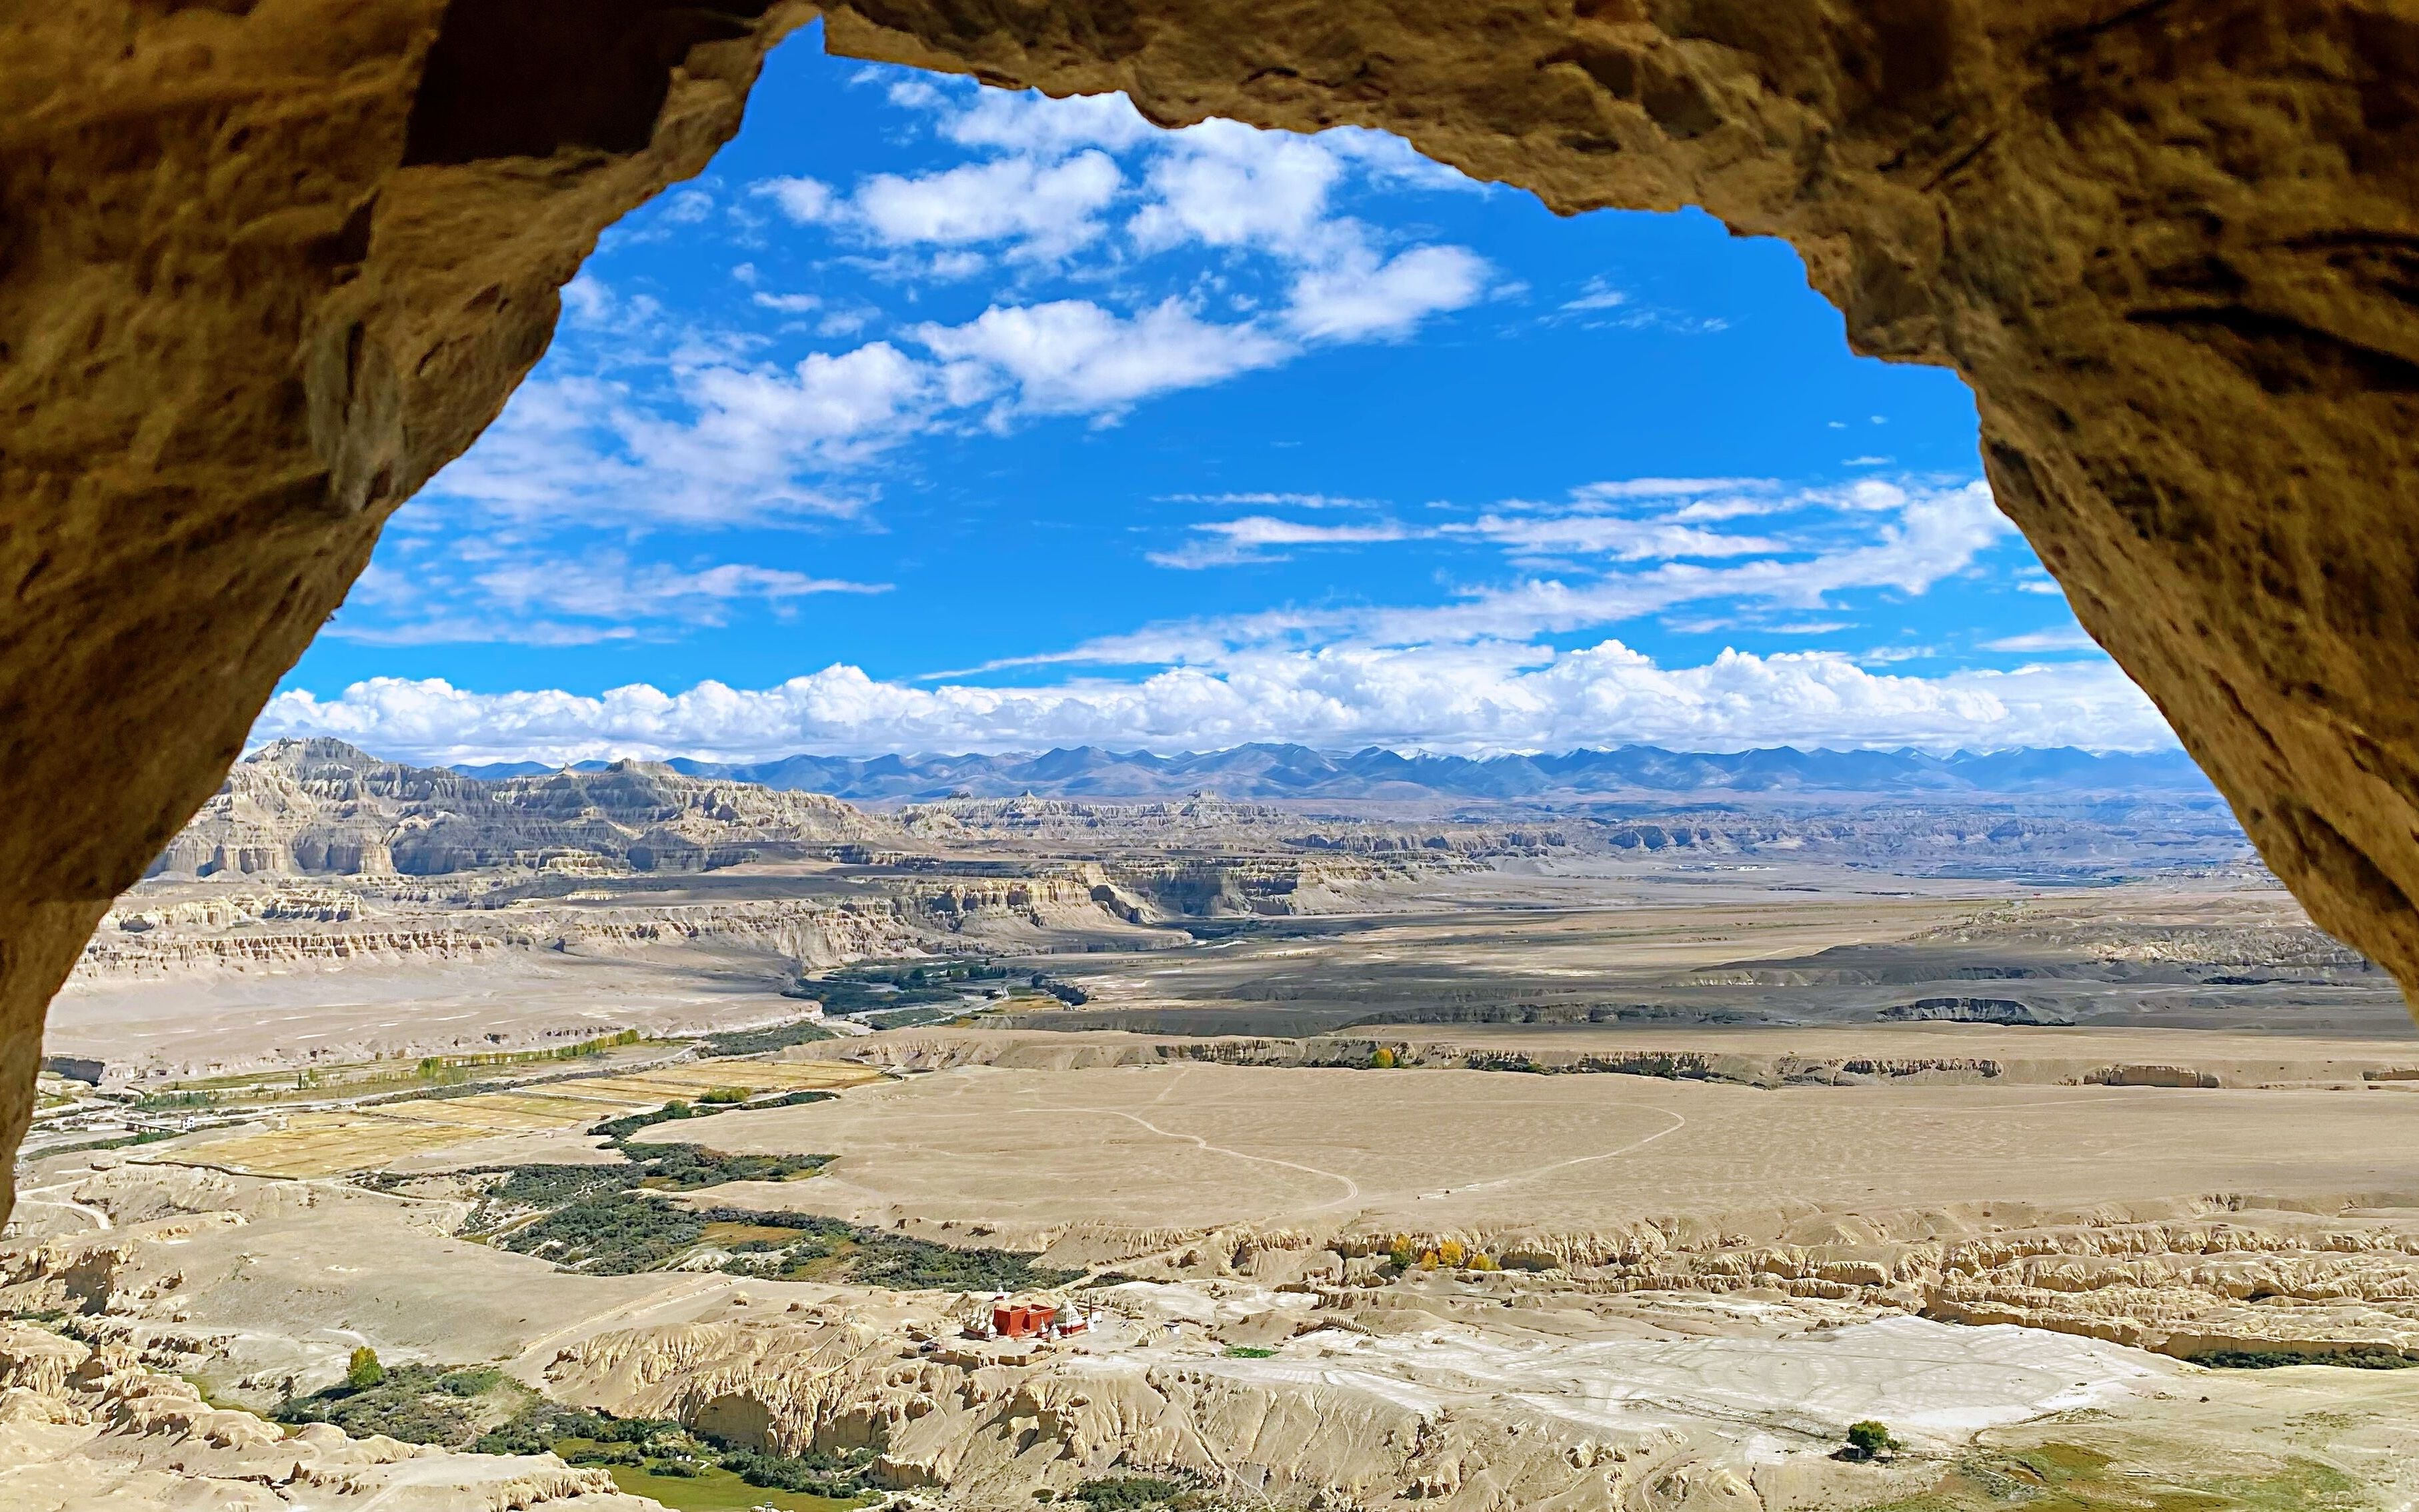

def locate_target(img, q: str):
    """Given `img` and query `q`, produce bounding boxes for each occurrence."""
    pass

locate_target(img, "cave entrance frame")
[7,1,2417,1223]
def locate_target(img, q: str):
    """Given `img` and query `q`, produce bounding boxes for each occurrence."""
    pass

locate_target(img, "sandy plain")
[643,1058,2419,1243]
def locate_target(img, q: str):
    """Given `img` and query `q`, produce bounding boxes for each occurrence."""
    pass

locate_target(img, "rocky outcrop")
[12,0,2419,1209]
[0,1321,649,1511]
[153,738,896,879]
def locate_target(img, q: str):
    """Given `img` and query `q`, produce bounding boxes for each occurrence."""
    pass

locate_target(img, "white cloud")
[937,86,1160,157]
[751,292,821,313]
[753,175,835,223]
[1149,515,1411,569]
[1574,477,1775,502]
[1131,120,1346,255]
[473,556,887,622]
[1285,244,1488,340]
[613,341,935,515]
[1562,277,1629,312]
[1446,513,1786,561]
[327,546,889,647]
[913,299,1291,415]
[851,152,1123,260]
[1984,626,2099,653]
[660,189,714,224]
[255,644,2178,764]
[1013,478,2016,667]
[1159,492,1384,509]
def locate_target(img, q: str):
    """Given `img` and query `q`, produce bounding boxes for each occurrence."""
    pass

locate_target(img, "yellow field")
[169,1059,881,1179]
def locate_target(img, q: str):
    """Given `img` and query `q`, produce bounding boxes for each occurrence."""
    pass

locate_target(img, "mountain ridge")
[442,741,2217,803]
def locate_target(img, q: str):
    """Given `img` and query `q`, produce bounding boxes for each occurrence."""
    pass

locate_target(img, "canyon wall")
[8,0,2419,1211]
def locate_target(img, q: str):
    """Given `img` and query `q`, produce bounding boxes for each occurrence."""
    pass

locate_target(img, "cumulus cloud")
[1131,120,1347,255]
[255,643,2178,765]
[913,299,1292,415]
[780,152,1125,263]
[1285,244,1489,340]
[935,86,1161,157]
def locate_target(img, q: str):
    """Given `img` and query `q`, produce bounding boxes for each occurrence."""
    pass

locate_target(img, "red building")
[990,1299,1089,1339]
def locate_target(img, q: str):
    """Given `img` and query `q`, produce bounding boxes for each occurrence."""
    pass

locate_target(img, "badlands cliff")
[155,739,895,879]
[0,1322,647,1512]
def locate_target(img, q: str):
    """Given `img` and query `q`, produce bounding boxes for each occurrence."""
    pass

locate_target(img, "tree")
[1370,1047,1398,1069]
[345,1346,385,1391]
[1437,1239,1467,1268]
[1469,1253,1498,1272]
[1845,1421,1895,1460]
[1387,1235,1416,1270]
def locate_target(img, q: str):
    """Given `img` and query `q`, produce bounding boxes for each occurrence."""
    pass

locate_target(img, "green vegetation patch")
[587,1089,833,1142]
[699,1019,837,1057]
[272,1361,523,1447]
[496,1188,706,1274]
[784,958,1035,1020]
[1849,1441,2369,1512]
[478,1398,877,1507]
[2186,1347,2416,1371]
[699,1206,1081,1291]
[1070,1476,1197,1511]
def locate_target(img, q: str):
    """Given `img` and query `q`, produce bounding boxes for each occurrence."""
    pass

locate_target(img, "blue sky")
[263,27,2172,763]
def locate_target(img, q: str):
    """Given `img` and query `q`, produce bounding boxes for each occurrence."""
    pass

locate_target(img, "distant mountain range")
[449,743,2218,804]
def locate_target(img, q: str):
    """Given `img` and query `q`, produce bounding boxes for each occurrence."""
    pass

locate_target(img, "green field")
[597,1461,870,1511]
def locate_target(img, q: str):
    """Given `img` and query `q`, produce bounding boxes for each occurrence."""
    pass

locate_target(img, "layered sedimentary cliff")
[156,737,895,879]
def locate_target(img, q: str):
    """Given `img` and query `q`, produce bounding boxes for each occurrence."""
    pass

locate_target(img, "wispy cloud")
[1149,515,1412,569]
[1984,626,2099,653]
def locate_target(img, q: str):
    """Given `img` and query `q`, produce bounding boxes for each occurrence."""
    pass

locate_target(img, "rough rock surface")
[9,0,2419,1213]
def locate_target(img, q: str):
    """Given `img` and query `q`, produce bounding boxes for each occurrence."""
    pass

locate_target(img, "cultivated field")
[183,1059,881,1178]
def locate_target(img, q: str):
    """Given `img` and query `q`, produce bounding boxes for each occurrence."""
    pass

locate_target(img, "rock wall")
[9,0,2419,1210]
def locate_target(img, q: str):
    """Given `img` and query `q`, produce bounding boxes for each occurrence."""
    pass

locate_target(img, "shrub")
[1072,1475,1188,1509]
[1370,1047,1397,1069]
[1437,1239,1466,1268]
[1845,1421,1896,1459]
[346,1347,385,1391]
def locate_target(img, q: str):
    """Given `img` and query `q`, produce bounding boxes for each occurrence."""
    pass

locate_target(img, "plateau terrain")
[8,739,2418,1511]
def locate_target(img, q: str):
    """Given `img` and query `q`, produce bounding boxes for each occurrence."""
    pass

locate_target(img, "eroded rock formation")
[155,737,895,877]
[8,0,2419,1213]
[0,1321,647,1511]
